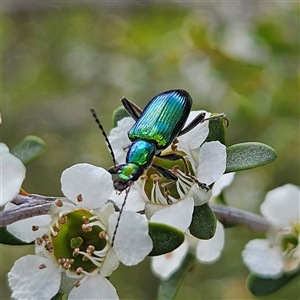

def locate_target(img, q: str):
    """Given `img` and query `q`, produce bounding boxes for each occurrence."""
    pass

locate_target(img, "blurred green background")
[1,2,299,299]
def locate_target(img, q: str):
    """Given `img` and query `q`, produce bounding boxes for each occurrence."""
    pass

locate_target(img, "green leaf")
[189,203,217,240]
[205,114,227,145]
[11,135,46,166]
[51,292,65,300]
[157,252,195,300]
[0,227,33,245]
[148,222,184,256]
[113,107,129,127]
[225,142,277,173]
[247,271,300,296]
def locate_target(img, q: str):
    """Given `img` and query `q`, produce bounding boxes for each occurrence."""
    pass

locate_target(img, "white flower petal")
[212,173,235,198]
[242,239,284,279]
[150,197,194,232]
[109,117,135,163]
[261,184,300,227]
[109,186,146,212]
[197,141,226,185]
[8,255,61,299]
[108,211,152,265]
[196,221,225,263]
[93,202,115,228]
[61,163,113,208]
[177,111,210,150]
[69,274,118,300]
[188,184,212,206]
[145,202,166,219]
[151,239,189,280]
[0,143,26,206]
[7,211,51,243]
[100,248,120,277]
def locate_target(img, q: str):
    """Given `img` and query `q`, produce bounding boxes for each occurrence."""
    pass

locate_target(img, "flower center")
[280,222,300,255]
[49,209,109,273]
[143,150,194,205]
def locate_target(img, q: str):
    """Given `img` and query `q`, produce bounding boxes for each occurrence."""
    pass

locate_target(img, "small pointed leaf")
[158,252,195,300]
[113,107,129,127]
[148,222,184,256]
[189,203,217,239]
[226,142,277,173]
[51,292,65,300]
[247,272,300,296]
[11,135,46,166]
[0,227,33,245]
[205,115,227,145]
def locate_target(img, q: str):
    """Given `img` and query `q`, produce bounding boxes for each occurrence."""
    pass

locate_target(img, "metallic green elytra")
[109,89,208,192]
[128,90,192,149]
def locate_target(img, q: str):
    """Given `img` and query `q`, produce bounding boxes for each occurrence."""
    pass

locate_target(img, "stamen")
[86,245,95,255]
[56,199,63,207]
[45,240,54,252]
[88,220,106,230]
[49,226,59,237]
[59,215,68,224]
[77,194,83,202]
[39,264,47,269]
[77,250,106,267]
[93,243,110,256]
[154,181,169,205]
[36,238,43,245]
[74,280,81,287]
[140,174,148,180]
[74,269,100,287]
[58,258,75,270]
[82,224,93,232]
[99,231,107,239]
[42,234,49,240]
[32,225,39,231]
[82,216,89,224]
[72,248,80,257]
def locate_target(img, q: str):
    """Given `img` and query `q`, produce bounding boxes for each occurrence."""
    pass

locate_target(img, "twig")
[0,194,60,227]
[211,204,270,232]
[1,194,270,233]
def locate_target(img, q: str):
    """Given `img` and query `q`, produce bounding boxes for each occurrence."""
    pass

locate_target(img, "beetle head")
[109,163,145,192]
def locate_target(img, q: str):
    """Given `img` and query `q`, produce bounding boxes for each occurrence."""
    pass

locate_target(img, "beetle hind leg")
[202,113,229,127]
[158,153,210,192]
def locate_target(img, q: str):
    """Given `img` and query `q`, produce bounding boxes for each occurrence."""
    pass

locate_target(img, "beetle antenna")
[90,108,117,168]
[111,185,131,247]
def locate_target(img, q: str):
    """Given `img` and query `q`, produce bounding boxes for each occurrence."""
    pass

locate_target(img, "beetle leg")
[121,97,143,121]
[178,112,206,136]
[158,153,210,191]
[152,163,178,181]
[202,113,229,127]
[171,138,179,151]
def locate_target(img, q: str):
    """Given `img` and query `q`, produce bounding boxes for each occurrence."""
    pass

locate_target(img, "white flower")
[0,143,26,206]
[151,220,225,281]
[109,112,226,233]
[210,172,235,201]
[8,163,152,300]
[151,172,235,280]
[151,239,189,280]
[242,184,300,279]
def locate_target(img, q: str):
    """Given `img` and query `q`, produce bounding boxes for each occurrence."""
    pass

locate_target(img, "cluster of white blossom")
[1,108,298,299]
